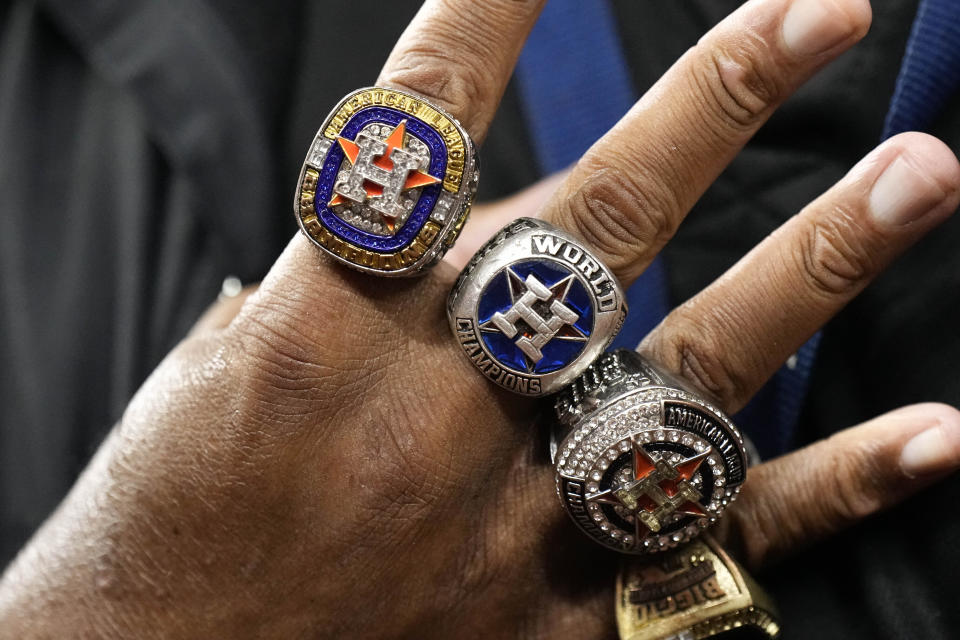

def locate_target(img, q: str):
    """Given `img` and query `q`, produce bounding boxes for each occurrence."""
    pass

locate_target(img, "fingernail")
[869,155,948,226]
[901,417,960,478]
[782,0,856,57]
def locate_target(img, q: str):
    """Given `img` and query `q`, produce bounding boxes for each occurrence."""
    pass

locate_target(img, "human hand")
[3,0,960,638]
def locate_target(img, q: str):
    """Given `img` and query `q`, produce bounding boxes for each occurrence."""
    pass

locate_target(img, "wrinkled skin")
[3,0,960,638]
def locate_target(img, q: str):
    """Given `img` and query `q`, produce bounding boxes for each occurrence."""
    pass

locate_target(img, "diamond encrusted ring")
[294,87,478,276]
[551,349,748,553]
[448,218,627,396]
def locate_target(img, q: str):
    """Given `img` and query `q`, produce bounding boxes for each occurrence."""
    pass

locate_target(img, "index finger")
[240,2,547,348]
[378,0,546,143]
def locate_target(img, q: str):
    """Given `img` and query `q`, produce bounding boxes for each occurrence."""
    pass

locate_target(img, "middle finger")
[540,0,872,285]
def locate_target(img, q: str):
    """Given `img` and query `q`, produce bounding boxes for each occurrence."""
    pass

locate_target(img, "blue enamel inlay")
[477,260,595,374]
[314,106,447,253]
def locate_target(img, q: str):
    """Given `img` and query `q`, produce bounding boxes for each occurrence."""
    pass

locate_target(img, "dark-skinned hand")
[3,0,960,637]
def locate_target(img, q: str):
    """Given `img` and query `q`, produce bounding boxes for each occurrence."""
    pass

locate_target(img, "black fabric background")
[2,1,958,637]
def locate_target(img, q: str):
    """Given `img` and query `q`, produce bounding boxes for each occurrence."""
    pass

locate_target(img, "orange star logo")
[586,442,709,539]
[329,121,441,232]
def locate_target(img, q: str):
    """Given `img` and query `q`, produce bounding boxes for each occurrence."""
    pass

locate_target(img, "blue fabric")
[515,0,669,345]
[883,0,960,139]
[515,0,634,171]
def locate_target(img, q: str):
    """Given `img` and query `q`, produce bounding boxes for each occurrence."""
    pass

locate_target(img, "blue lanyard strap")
[883,0,960,139]
[515,0,670,347]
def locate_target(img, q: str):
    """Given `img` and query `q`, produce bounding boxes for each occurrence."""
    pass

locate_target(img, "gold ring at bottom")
[616,534,781,639]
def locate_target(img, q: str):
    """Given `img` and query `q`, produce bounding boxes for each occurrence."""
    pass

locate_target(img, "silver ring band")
[552,349,747,553]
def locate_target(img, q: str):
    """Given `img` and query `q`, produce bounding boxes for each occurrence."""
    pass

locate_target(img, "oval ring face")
[448,219,627,396]
[295,87,477,276]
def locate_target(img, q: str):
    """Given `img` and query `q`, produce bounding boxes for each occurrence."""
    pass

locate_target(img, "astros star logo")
[329,120,441,232]
[586,441,709,538]
[480,267,588,370]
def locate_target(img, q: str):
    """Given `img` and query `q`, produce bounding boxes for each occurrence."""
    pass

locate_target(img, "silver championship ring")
[552,349,748,553]
[448,218,627,396]
[294,87,478,276]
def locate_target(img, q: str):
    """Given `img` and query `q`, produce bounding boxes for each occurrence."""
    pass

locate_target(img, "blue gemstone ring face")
[295,87,478,276]
[448,218,627,396]
[477,260,595,375]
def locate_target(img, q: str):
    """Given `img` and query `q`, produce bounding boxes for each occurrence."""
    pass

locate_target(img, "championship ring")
[294,87,478,276]
[616,535,781,639]
[551,349,747,553]
[447,218,627,397]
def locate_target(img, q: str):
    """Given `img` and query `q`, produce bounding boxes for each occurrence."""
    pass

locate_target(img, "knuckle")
[231,311,331,393]
[226,273,413,408]
[724,488,782,570]
[724,430,894,569]
[381,39,491,128]
[799,207,875,298]
[817,435,889,522]
[564,160,676,265]
[693,35,785,131]
[655,310,751,410]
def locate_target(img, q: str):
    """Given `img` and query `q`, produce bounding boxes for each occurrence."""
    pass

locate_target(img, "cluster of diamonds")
[555,387,743,552]
[328,123,431,236]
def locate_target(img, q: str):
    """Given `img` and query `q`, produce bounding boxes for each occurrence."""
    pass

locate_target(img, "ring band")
[616,535,780,639]
[551,349,748,553]
[448,218,627,396]
[294,87,478,276]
